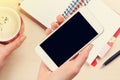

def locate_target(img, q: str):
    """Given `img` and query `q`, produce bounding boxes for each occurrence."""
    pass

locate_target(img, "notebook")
[20,0,90,28]
[20,0,120,65]
[86,0,120,65]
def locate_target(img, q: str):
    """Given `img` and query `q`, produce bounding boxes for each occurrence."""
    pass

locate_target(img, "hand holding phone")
[38,14,94,80]
[35,7,103,71]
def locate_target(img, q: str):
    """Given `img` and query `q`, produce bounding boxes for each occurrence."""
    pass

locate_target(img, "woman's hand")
[38,15,93,80]
[0,19,26,69]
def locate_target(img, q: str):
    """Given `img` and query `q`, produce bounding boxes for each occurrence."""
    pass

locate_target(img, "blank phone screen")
[40,12,98,67]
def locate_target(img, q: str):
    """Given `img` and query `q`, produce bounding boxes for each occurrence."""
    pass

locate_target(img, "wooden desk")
[0,0,120,80]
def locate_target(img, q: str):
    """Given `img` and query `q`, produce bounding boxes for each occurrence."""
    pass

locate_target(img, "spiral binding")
[62,0,91,19]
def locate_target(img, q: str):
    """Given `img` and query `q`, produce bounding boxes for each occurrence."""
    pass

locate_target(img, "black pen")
[103,50,120,66]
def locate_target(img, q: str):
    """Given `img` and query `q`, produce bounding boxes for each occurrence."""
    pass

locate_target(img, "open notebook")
[86,0,120,65]
[20,0,90,28]
[20,0,120,65]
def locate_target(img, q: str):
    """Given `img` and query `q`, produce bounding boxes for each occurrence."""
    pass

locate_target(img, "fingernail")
[20,35,26,40]
[19,34,23,37]
[45,28,52,35]
[87,44,93,51]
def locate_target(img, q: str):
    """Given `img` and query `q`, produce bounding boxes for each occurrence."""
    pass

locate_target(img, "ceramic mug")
[0,7,21,42]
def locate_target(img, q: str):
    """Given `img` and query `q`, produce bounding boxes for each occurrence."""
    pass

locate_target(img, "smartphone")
[35,7,103,71]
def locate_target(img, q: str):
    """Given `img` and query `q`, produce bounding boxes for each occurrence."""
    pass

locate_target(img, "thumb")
[74,44,93,69]
[5,34,26,57]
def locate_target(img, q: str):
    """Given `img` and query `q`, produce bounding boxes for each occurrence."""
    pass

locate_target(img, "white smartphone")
[35,7,103,71]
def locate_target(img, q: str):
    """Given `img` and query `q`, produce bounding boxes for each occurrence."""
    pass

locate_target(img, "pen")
[103,50,120,66]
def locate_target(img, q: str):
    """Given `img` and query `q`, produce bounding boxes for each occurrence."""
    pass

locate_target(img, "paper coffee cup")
[0,7,21,42]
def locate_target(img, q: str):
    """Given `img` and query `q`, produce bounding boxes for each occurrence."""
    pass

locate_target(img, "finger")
[53,44,93,80]
[39,62,51,73]
[41,43,92,80]
[19,17,24,34]
[51,22,59,30]
[45,28,52,35]
[56,14,65,25]
[5,34,26,56]
[74,44,93,68]
[38,62,52,79]
[0,44,3,46]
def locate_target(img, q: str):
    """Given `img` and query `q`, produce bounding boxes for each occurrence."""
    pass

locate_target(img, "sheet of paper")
[86,0,120,64]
